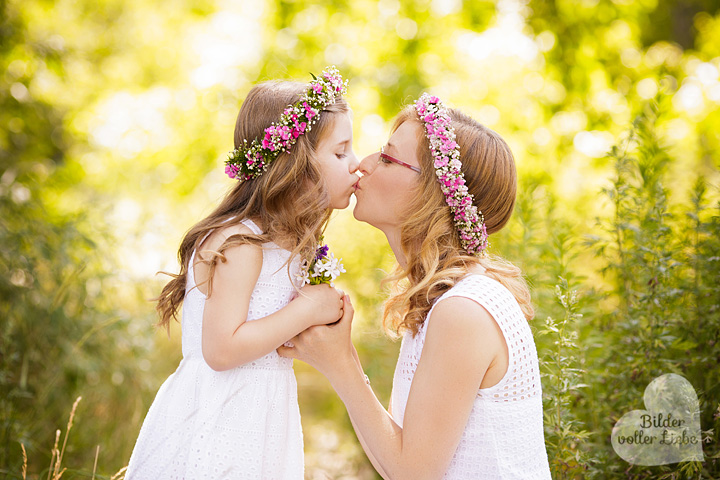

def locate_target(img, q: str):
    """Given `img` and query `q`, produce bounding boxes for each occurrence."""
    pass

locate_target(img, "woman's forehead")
[387,121,421,152]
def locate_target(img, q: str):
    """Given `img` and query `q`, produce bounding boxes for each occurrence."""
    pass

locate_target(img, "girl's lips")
[353,179,361,190]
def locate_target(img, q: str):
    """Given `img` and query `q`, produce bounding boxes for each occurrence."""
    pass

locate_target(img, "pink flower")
[313,84,323,94]
[414,92,488,255]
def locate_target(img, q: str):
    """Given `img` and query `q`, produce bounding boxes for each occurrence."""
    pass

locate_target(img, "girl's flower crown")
[414,93,489,256]
[225,66,348,182]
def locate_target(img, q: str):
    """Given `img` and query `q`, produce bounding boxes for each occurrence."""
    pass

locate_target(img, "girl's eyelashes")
[335,153,347,159]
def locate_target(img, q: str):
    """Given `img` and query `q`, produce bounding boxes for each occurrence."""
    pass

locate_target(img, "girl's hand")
[278,294,356,379]
[293,283,344,327]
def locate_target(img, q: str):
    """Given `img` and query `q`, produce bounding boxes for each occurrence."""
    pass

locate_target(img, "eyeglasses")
[379,146,421,174]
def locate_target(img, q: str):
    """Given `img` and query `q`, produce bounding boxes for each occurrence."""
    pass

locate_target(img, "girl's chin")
[330,198,351,210]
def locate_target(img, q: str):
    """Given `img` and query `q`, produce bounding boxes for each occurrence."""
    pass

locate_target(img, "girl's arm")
[279,295,504,480]
[199,226,343,372]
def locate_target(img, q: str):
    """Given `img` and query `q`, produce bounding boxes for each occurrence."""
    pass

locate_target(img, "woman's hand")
[291,283,345,328]
[278,294,357,379]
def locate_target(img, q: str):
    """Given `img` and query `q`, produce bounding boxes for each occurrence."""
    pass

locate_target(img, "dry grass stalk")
[43,396,82,480]
[47,429,60,480]
[110,465,127,480]
[20,443,27,480]
[57,396,82,471]
[92,445,100,480]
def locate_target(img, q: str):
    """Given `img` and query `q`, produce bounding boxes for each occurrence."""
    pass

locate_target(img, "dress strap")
[188,218,260,289]
[240,218,263,235]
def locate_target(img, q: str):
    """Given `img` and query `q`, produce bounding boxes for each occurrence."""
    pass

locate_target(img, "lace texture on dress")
[391,274,551,479]
[126,219,305,480]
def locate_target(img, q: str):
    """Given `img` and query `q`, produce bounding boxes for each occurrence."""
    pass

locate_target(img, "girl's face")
[315,112,360,209]
[353,120,422,230]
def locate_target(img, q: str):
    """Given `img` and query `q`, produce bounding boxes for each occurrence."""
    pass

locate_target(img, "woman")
[278,94,551,479]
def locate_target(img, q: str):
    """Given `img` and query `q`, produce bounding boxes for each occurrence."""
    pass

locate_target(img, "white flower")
[296,260,311,285]
[323,253,346,280]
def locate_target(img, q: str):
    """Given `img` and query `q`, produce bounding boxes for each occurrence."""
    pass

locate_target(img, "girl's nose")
[348,152,360,174]
[358,153,377,176]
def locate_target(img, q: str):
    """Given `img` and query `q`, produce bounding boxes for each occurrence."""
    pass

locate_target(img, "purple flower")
[315,244,329,261]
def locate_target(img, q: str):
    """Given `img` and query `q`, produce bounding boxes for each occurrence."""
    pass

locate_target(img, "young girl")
[126,67,359,479]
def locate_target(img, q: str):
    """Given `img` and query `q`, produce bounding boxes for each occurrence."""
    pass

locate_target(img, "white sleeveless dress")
[126,219,304,480]
[391,274,551,479]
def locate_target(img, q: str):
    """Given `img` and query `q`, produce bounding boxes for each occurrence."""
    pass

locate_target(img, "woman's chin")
[352,204,372,225]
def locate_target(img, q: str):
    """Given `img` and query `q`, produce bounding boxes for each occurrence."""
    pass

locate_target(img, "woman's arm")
[198,227,344,372]
[345,347,391,478]
[280,296,504,480]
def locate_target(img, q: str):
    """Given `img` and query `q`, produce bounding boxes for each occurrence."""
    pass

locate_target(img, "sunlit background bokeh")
[2,0,720,478]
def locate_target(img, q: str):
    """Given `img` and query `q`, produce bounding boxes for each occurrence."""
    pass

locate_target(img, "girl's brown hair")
[383,106,534,336]
[156,80,348,332]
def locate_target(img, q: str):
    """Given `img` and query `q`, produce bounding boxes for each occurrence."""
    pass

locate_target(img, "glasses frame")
[379,146,421,174]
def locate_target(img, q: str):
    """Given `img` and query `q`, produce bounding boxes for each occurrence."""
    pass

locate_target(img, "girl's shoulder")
[198,218,262,253]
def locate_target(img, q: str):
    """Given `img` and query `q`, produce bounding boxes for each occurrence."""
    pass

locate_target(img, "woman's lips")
[353,179,361,191]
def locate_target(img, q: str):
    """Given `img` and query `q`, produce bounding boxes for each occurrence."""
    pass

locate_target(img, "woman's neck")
[383,228,407,269]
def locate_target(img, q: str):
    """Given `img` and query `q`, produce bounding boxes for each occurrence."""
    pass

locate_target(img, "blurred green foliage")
[1,0,719,478]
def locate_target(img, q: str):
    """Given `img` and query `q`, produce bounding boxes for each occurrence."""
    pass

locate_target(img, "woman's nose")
[358,153,377,175]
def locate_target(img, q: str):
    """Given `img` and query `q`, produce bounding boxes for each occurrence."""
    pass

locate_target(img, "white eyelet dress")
[390,274,551,479]
[126,219,304,480]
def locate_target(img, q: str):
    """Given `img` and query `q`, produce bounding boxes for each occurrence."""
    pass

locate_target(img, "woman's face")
[316,112,360,209]
[353,120,422,230]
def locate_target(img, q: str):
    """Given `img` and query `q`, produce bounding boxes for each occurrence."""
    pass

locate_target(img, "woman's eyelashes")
[335,152,347,159]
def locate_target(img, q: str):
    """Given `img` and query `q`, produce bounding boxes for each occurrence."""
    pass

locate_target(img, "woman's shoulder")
[447,270,507,298]
[434,272,524,326]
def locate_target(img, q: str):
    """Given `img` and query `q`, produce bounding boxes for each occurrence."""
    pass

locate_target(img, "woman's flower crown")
[414,93,489,256]
[225,66,348,182]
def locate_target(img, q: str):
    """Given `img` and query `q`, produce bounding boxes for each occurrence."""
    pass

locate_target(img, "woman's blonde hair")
[383,106,534,337]
[156,80,348,332]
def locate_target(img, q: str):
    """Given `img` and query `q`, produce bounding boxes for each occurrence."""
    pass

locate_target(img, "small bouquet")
[296,238,345,287]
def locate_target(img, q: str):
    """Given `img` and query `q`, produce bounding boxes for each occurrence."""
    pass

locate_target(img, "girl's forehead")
[320,112,353,146]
